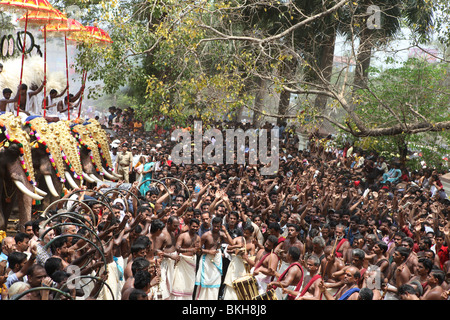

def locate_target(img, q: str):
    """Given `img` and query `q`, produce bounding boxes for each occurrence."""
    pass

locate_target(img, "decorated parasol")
[43,18,86,121]
[17,8,68,117]
[0,0,57,116]
[75,25,112,119]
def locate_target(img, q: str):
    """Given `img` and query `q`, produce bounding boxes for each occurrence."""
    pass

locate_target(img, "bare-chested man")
[334,224,351,259]
[421,270,446,300]
[321,245,345,282]
[252,235,279,295]
[222,224,256,299]
[384,246,412,300]
[321,266,361,300]
[171,218,201,300]
[276,223,304,275]
[155,216,180,300]
[195,216,233,300]
[268,246,304,300]
[285,254,322,300]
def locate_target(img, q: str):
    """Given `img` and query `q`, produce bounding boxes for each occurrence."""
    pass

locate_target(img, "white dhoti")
[171,254,197,300]
[160,254,177,300]
[223,254,247,300]
[97,261,124,300]
[250,265,273,295]
[195,252,222,300]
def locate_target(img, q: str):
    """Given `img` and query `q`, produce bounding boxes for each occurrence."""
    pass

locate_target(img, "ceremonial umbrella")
[17,8,68,117]
[43,18,86,121]
[67,24,113,119]
[0,0,56,116]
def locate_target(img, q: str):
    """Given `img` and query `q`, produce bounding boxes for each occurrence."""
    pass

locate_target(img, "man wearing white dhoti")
[195,216,233,300]
[222,225,257,300]
[195,251,223,300]
[171,218,201,300]
[171,253,198,300]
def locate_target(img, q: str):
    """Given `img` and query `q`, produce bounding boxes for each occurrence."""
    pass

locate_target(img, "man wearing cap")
[110,140,120,168]
[115,142,133,183]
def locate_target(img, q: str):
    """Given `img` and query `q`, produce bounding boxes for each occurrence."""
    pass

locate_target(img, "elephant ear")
[25,116,66,183]
[83,118,114,172]
[0,113,36,186]
[70,122,103,174]
[49,121,83,180]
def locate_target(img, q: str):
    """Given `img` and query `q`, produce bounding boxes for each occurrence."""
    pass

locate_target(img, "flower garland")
[70,125,103,175]
[0,125,36,186]
[25,121,66,184]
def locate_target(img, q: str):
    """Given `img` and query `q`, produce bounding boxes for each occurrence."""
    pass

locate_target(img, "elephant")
[82,118,120,181]
[68,120,119,184]
[0,112,47,231]
[49,120,85,189]
[24,116,69,209]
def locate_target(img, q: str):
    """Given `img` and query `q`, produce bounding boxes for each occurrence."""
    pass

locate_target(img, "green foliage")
[351,58,450,168]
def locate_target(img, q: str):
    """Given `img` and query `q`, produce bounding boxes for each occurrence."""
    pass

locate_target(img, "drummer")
[252,235,279,295]
[268,246,304,300]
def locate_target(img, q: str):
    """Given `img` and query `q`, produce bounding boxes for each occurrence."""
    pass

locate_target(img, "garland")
[25,121,65,183]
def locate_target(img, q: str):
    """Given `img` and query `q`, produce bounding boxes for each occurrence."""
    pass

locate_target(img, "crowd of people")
[0,107,449,301]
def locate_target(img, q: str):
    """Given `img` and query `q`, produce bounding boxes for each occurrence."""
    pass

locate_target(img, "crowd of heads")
[0,110,449,300]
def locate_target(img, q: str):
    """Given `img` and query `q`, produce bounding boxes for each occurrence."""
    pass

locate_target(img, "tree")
[71,0,450,145]
[347,58,449,167]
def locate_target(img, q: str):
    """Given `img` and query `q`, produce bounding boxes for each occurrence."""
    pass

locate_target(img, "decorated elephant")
[68,119,119,184]
[0,112,46,231]
[49,120,85,189]
[82,118,120,181]
[24,116,70,209]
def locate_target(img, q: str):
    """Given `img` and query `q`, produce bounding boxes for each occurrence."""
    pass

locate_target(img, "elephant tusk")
[34,187,47,197]
[82,172,95,183]
[65,171,79,189]
[89,173,103,183]
[13,180,44,201]
[112,172,122,179]
[102,169,117,181]
[45,175,60,198]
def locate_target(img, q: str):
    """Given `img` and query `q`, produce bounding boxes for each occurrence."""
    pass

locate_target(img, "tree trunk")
[314,28,336,111]
[277,90,290,126]
[277,58,298,126]
[253,77,266,127]
[354,27,374,92]
[397,136,408,169]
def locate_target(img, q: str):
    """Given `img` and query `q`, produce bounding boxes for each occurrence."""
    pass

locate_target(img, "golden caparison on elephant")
[0,112,119,232]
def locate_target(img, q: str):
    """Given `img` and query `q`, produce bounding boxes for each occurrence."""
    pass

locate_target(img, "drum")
[232,275,259,300]
[253,289,277,300]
